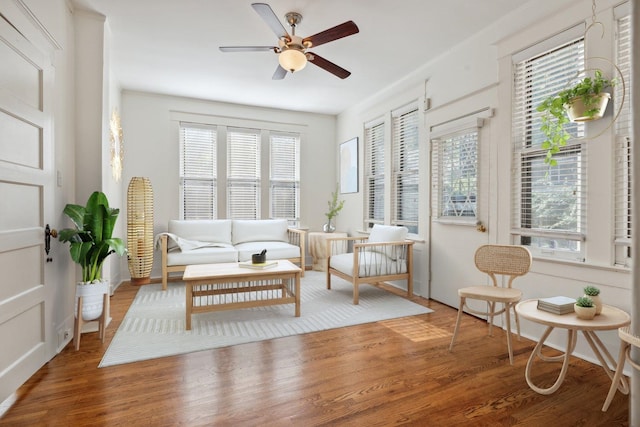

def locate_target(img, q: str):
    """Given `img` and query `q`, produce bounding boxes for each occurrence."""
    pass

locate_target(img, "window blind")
[614,11,632,266]
[227,128,260,219]
[270,132,300,224]
[364,119,385,228]
[391,106,419,233]
[179,123,217,219]
[511,35,586,260]
[431,128,478,220]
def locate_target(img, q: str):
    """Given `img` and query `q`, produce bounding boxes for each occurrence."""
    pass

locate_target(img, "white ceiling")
[73,0,532,115]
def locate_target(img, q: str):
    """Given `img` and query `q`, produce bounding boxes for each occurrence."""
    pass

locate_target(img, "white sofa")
[157,219,306,290]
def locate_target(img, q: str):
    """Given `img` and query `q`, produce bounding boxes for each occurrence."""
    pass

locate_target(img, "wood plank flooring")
[0,280,631,426]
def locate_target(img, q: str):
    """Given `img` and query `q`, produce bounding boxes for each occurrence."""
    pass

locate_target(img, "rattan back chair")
[449,244,532,364]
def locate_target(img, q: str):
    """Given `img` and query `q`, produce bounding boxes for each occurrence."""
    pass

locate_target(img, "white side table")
[308,231,347,271]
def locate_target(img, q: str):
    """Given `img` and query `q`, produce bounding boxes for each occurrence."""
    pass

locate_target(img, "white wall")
[336,0,632,363]
[120,91,336,279]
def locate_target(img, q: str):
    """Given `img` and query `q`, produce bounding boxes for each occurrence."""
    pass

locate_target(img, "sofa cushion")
[166,244,237,266]
[367,224,408,260]
[329,252,407,277]
[235,241,301,262]
[169,219,232,245]
[232,219,288,245]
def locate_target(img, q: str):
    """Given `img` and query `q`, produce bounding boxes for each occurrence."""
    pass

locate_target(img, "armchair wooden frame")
[326,236,414,305]
[449,244,532,364]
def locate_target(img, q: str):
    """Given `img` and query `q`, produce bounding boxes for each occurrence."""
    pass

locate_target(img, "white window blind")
[614,10,632,266]
[270,132,300,224]
[227,128,260,219]
[364,120,385,228]
[179,123,217,219]
[432,127,478,220]
[511,35,586,261]
[391,106,419,233]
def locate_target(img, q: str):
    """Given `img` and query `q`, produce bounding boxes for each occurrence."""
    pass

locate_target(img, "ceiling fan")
[219,3,359,80]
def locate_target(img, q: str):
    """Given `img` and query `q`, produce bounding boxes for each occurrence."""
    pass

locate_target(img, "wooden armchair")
[325,225,414,304]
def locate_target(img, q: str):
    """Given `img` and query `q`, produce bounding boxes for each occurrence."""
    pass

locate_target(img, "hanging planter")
[537,69,616,166]
[564,92,610,122]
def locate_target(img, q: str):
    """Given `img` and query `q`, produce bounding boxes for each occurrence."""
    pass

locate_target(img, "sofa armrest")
[287,228,306,274]
[160,234,169,290]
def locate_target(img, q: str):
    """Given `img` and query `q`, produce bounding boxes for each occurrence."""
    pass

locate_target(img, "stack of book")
[239,260,278,270]
[537,296,576,315]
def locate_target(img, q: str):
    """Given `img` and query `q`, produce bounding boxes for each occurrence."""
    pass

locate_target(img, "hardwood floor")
[0,280,631,426]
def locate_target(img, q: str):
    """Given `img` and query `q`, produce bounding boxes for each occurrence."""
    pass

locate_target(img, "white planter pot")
[75,280,109,321]
[565,93,610,122]
[574,304,597,320]
[585,294,602,315]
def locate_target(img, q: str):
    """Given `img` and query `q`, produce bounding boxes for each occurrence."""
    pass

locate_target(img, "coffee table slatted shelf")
[182,260,302,330]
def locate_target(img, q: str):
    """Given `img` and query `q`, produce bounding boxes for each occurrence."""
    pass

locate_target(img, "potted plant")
[583,285,602,315]
[574,296,596,320]
[536,69,615,165]
[323,183,345,233]
[58,191,127,321]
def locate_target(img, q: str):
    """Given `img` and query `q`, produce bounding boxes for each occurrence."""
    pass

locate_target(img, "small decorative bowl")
[252,253,266,264]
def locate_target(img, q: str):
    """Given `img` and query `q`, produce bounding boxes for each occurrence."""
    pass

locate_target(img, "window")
[432,127,478,220]
[511,33,586,261]
[179,122,300,223]
[179,124,217,219]
[614,8,632,266]
[227,128,260,219]
[364,119,385,229]
[391,106,419,234]
[270,132,300,222]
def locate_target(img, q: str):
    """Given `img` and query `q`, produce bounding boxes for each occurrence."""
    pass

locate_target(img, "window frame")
[179,122,300,224]
[363,118,386,230]
[431,125,480,223]
[613,7,632,267]
[391,105,420,235]
[511,30,587,262]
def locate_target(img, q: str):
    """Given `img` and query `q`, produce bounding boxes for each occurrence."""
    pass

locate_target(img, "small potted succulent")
[583,285,602,315]
[574,296,597,320]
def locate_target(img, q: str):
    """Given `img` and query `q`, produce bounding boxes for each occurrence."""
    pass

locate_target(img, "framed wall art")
[339,137,358,194]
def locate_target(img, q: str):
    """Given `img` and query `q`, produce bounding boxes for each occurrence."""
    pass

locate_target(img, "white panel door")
[428,107,492,310]
[0,12,54,403]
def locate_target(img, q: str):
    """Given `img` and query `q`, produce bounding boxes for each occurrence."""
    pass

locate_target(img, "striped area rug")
[99,271,432,367]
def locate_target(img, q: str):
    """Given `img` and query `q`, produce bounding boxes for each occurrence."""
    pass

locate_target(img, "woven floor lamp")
[127,177,154,285]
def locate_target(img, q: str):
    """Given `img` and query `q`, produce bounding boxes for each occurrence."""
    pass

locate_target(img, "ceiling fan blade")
[219,46,276,53]
[308,53,351,79]
[251,3,289,39]
[272,65,287,80]
[303,21,359,48]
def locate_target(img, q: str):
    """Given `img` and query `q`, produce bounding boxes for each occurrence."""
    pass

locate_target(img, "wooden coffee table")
[182,260,301,330]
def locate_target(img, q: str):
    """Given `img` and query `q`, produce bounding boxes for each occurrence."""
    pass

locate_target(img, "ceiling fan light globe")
[279,48,307,73]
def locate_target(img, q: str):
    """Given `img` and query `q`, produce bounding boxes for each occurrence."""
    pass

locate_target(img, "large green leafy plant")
[58,191,126,283]
[536,69,614,165]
